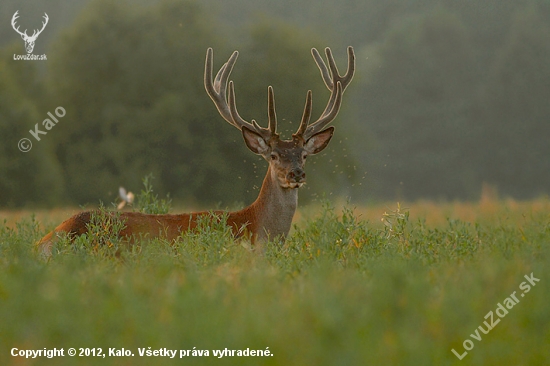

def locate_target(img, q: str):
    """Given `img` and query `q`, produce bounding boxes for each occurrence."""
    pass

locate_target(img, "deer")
[11,11,49,54]
[36,46,355,256]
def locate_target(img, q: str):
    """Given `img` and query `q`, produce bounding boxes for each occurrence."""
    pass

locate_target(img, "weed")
[135,173,172,214]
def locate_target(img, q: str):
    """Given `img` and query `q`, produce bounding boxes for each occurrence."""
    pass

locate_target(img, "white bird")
[117,186,135,210]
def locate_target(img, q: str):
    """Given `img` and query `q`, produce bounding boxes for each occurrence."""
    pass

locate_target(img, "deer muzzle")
[286,168,306,186]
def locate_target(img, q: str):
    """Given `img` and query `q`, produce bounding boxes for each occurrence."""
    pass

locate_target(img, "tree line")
[0,0,548,207]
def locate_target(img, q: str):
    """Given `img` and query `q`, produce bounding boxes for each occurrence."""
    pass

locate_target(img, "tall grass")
[0,194,548,365]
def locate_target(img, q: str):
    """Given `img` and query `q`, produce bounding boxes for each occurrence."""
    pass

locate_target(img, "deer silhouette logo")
[11,11,49,54]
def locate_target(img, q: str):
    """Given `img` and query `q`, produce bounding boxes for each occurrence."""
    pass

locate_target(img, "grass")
[0,193,549,365]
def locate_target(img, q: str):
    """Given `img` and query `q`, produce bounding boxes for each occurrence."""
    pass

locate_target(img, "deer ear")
[242,126,270,155]
[304,127,334,155]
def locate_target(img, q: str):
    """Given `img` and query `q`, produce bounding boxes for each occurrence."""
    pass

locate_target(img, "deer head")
[204,47,355,190]
[11,11,49,54]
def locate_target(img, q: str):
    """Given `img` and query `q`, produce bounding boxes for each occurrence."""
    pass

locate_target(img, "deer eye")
[270,153,278,161]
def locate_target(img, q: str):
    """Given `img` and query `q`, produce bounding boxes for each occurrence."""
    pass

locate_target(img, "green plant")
[135,174,172,215]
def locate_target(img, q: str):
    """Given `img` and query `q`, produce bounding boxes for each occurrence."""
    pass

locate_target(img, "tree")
[357,9,480,200]
[480,4,550,198]
[47,0,236,205]
[46,0,356,206]
[0,44,64,207]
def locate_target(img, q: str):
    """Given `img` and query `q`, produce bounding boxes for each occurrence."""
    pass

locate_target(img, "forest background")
[1,0,548,208]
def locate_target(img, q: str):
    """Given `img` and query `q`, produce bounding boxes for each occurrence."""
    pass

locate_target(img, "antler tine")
[228,81,253,130]
[343,46,356,88]
[212,63,227,93]
[204,48,241,128]
[297,47,355,140]
[228,82,273,140]
[315,46,355,118]
[205,48,275,140]
[313,46,355,92]
[34,13,49,37]
[267,86,277,136]
[303,82,343,140]
[11,11,27,37]
[311,48,333,90]
[11,11,18,26]
[293,90,313,139]
[326,46,355,90]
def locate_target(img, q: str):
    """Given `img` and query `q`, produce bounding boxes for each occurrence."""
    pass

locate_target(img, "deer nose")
[287,168,306,183]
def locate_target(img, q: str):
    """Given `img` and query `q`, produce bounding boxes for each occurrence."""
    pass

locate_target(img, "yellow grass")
[350,197,550,227]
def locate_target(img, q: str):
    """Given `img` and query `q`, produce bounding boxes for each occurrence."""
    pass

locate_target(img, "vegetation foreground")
[0,196,549,365]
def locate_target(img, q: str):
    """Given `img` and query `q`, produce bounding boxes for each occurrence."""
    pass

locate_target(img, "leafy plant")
[135,174,172,214]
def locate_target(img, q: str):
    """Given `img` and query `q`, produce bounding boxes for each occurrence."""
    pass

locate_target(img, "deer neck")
[249,165,298,242]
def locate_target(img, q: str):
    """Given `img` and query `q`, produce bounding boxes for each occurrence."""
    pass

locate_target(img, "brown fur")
[36,208,261,256]
[35,171,276,256]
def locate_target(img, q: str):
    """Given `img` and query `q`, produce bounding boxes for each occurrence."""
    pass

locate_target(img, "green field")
[1,198,549,365]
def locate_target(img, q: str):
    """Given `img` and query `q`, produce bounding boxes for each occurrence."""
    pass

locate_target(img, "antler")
[11,11,27,37]
[30,13,49,40]
[204,48,276,141]
[295,46,355,140]
[11,11,49,40]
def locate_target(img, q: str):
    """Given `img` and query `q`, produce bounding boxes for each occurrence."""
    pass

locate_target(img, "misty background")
[1,0,549,208]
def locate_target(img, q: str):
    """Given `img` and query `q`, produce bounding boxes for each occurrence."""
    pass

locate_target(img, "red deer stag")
[36,46,355,256]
